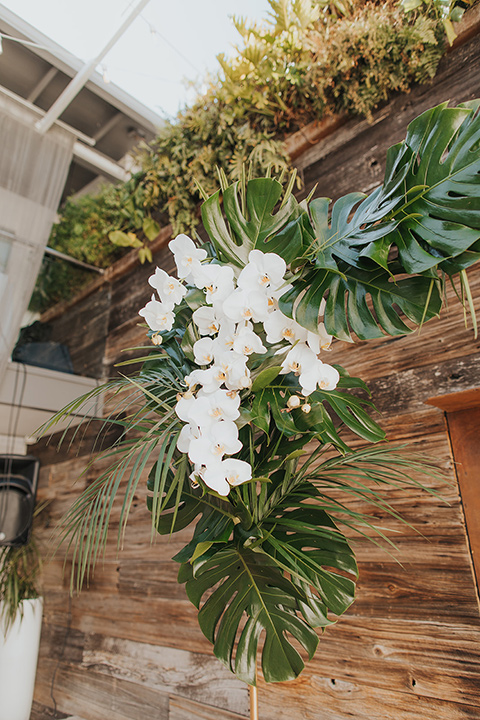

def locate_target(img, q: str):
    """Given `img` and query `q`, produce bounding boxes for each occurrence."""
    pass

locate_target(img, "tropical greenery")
[0,533,42,634]
[45,99,480,686]
[31,0,477,313]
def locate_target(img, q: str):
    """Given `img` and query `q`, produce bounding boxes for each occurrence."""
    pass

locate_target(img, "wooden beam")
[93,111,123,143]
[26,66,58,103]
[426,388,480,412]
[445,406,480,596]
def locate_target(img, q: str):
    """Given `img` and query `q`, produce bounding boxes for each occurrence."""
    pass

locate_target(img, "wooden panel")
[81,634,248,716]
[47,282,111,379]
[257,674,480,720]
[35,660,170,720]
[445,406,480,594]
[30,701,69,719]
[427,388,480,413]
[308,616,480,706]
[168,696,248,720]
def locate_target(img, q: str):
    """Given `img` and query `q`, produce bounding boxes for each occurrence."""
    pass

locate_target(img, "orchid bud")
[287,395,301,409]
[151,333,162,346]
[302,403,312,414]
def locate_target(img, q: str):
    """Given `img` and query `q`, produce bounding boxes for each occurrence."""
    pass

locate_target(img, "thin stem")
[249,684,259,720]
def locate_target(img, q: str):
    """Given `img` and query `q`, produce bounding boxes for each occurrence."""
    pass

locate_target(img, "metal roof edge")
[0,3,164,133]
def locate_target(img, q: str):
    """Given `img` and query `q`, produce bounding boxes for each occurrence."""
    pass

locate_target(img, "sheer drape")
[0,91,74,375]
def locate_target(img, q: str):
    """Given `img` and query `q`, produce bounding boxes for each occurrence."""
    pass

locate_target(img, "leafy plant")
[401,0,476,44]
[44,100,479,688]
[0,534,42,634]
[32,0,464,313]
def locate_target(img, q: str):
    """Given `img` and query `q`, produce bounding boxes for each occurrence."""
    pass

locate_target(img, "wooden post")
[249,684,258,720]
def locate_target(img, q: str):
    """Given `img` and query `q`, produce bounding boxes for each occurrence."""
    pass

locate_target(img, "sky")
[1,0,272,119]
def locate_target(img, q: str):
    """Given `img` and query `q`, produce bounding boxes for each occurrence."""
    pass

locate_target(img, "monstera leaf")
[393,100,480,273]
[179,481,357,686]
[181,546,320,685]
[201,178,307,267]
[280,264,442,341]
[280,101,480,340]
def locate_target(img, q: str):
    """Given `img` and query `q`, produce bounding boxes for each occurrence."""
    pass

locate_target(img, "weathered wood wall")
[30,30,480,720]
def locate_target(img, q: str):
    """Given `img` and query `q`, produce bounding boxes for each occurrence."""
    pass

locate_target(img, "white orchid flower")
[188,389,240,428]
[168,234,207,282]
[237,250,287,293]
[316,362,340,391]
[297,359,340,396]
[213,323,237,354]
[203,458,252,495]
[185,368,222,394]
[176,423,200,453]
[223,288,269,323]
[148,267,186,306]
[306,324,333,354]
[175,393,197,423]
[264,310,308,345]
[192,306,221,336]
[138,295,175,331]
[193,337,215,366]
[188,421,242,465]
[233,324,267,356]
[212,350,251,391]
[194,264,235,304]
[280,342,318,379]
[266,282,293,313]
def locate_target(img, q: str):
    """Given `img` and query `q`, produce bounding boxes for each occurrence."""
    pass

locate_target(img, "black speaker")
[0,455,40,546]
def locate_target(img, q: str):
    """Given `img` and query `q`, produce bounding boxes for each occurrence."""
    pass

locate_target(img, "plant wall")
[31,0,474,314]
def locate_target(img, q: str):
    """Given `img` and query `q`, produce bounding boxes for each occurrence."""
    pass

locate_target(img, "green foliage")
[401,0,475,44]
[43,89,479,690]
[34,0,463,313]
[0,536,42,634]
[279,100,480,339]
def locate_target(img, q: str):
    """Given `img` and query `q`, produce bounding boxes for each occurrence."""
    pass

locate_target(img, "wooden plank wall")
[30,32,480,720]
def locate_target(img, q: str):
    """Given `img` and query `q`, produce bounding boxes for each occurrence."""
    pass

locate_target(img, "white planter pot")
[0,597,43,720]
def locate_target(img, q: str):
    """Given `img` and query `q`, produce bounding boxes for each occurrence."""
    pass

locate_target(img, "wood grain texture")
[168,695,248,720]
[445,406,480,595]
[256,674,480,720]
[35,660,170,720]
[81,634,249,716]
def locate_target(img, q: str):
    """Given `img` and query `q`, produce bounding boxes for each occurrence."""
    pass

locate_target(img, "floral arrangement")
[50,100,480,692]
[140,236,341,497]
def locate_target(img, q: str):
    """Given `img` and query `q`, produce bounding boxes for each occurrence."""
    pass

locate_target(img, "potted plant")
[0,517,44,720]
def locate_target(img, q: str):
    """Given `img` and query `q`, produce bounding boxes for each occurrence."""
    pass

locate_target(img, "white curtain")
[0,91,75,377]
